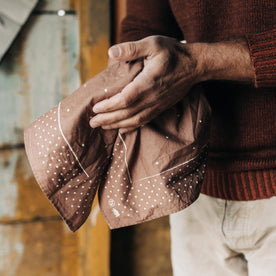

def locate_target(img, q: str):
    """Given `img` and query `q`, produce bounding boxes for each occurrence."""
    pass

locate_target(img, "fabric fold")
[24,59,211,231]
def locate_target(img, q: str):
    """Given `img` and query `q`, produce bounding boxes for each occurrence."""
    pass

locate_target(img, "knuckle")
[133,116,143,126]
[123,109,132,118]
[121,95,131,107]
[127,42,137,57]
[149,35,163,50]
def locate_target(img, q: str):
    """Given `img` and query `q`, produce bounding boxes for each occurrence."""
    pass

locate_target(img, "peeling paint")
[91,204,100,226]
[0,225,24,276]
[0,13,80,147]
[0,151,18,218]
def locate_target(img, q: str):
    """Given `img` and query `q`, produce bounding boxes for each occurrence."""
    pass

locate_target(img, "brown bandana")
[24,59,211,232]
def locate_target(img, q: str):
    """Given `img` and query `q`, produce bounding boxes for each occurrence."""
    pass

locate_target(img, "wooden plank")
[132,217,173,276]
[35,0,77,11]
[0,148,58,223]
[77,200,110,276]
[78,0,110,82]
[111,217,173,276]
[0,0,38,61]
[110,2,173,275]
[0,13,80,147]
[0,220,78,276]
[0,0,38,24]
[76,0,110,275]
[114,0,126,43]
[0,1,81,276]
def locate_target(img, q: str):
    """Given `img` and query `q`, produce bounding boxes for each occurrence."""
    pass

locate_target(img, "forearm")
[91,35,258,133]
[190,39,255,84]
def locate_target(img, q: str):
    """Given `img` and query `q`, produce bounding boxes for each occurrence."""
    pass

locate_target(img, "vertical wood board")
[0,0,112,275]
[0,148,58,222]
[35,0,77,11]
[0,0,38,24]
[114,0,126,43]
[0,221,78,276]
[0,13,79,147]
[110,1,173,275]
[77,1,111,275]
[78,0,110,82]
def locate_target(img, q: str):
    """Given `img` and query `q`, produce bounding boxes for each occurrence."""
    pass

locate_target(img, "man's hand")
[90,35,254,133]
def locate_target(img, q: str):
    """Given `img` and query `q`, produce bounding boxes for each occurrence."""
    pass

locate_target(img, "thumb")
[108,39,151,61]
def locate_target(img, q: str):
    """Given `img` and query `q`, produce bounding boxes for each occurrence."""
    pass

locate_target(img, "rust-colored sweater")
[120,0,276,200]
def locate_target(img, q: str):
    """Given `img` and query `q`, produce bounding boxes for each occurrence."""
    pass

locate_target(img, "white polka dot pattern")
[99,136,208,228]
[24,59,211,231]
[26,104,105,229]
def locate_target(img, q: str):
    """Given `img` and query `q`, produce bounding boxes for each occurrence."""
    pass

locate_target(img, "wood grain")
[0,0,111,275]
[110,1,173,275]
[0,1,80,275]
[35,0,77,11]
[114,0,126,43]
[76,1,110,275]
[0,149,58,223]
[0,221,78,276]
[0,13,79,147]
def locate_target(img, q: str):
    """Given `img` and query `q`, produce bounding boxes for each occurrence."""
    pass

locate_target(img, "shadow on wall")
[111,216,173,276]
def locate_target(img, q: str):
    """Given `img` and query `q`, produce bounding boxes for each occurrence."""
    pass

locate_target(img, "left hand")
[89,36,204,133]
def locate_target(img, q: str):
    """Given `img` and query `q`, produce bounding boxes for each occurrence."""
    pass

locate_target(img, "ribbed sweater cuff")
[246,29,276,88]
[201,169,276,201]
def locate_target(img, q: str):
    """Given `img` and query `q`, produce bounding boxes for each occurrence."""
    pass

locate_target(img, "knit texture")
[201,169,276,201]
[247,29,276,87]
[120,0,276,201]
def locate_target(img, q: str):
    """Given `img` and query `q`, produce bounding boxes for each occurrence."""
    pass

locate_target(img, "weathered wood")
[0,0,38,61]
[0,220,78,276]
[111,217,173,276]
[78,0,110,82]
[0,0,38,24]
[0,13,79,147]
[0,0,111,275]
[114,0,126,43]
[0,148,58,223]
[0,2,81,275]
[132,217,172,276]
[77,200,110,276]
[35,0,77,11]
[76,1,110,275]
[110,2,173,275]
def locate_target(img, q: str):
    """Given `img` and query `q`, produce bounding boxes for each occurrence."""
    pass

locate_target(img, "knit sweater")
[120,0,276,201]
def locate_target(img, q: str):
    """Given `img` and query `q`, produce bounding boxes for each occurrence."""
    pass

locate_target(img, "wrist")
[191,39,255,83]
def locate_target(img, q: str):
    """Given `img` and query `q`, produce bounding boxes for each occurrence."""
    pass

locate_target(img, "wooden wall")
[110,1,173,276]
[0,0,173,275]
[0,0,110,275]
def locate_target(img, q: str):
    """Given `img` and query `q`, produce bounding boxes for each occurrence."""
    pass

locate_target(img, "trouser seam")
[221,200,227,238]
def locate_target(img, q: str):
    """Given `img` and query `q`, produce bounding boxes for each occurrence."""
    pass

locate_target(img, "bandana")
[24,59,211,231]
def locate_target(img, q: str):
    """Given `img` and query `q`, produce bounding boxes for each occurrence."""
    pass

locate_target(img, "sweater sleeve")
[120,0,183,43]
[246,28,276,88]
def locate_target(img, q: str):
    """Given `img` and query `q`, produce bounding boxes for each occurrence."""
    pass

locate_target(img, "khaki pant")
[170,194,276,276]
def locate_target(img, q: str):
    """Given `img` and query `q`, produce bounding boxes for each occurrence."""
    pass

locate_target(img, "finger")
[92,83,139,113]
[90,102,144,128]
[108,37,154,62]
[93,74,153,113]
[100,106,157,131]
[93,93,124,114]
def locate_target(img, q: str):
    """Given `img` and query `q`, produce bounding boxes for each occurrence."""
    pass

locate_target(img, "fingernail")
[93,105,101,113]
[108,46,121,58]
[93,102,105,113]
[90,121,100,128]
